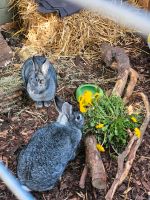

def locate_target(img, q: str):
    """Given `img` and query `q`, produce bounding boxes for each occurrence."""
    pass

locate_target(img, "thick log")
[105,93,150,200]
[84,135,107,190]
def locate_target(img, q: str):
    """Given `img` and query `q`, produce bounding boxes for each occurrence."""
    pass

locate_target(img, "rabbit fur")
[22,55,57,108]
[17,96,84,191]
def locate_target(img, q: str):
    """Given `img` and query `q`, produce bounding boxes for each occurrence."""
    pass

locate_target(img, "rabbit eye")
[76,115,81,120]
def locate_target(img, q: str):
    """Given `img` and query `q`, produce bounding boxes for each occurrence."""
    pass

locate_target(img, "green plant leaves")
[83,94,142,154]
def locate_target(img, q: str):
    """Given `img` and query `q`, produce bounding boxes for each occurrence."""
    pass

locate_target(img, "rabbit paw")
[35,101,43,108]
[44,101,51,107]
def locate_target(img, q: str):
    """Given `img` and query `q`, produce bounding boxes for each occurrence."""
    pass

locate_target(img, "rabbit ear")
[54,96,72,117]
[41,59,49,76]
[32,56,39,71]
[62,102,72,117]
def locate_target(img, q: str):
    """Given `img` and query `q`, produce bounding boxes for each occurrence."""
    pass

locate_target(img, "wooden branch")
[123,68,139,104]
[84,135,107,190]
[79,165,88,189]
[101,43,131,97]
[112,69,129,97]
[135,93,150,147]
[105,93,150,200]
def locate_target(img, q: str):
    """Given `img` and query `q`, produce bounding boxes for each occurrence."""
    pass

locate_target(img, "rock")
[0,32,13,68]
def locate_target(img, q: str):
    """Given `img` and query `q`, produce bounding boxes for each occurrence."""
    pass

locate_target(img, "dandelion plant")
[78,91,142,154]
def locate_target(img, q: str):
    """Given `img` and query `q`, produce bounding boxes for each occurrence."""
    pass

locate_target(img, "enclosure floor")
[0,32,150,200]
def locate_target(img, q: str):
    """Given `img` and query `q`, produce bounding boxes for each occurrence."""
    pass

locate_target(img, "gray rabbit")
[22,55,57,108]
[17,96,84,191]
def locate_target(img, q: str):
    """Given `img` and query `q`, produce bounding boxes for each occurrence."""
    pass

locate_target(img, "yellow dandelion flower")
[79,102,87,113]
[79,96,84,105]
[96,144,105,152]
[79,91,93,112]
[96,123,104,129]
[131,116,137,123]
[83,91,93,105]
[80,105,86,113]
[134,128,141,139]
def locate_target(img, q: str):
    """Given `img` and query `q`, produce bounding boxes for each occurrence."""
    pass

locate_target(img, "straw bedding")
[11,0,142,60]
[0,66,23,113]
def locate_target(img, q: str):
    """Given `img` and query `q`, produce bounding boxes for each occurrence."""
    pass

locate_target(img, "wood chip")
[0,130,8,138]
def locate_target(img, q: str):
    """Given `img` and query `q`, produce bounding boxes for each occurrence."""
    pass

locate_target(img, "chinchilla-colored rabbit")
[22,55,57,108]
[17,96,84,192]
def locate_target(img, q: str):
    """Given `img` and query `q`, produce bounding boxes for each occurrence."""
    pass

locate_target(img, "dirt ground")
[0,31,150,200]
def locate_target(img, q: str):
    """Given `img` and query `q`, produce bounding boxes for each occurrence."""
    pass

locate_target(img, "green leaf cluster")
[83,94,142,154]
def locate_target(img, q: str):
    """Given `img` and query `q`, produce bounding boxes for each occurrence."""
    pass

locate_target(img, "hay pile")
[128,0,148,8]
[128,0,141,7]
[0,67,23,113]
[12,0,142,61]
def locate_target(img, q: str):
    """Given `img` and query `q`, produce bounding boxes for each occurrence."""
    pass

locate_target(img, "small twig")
[138,156,150,160]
